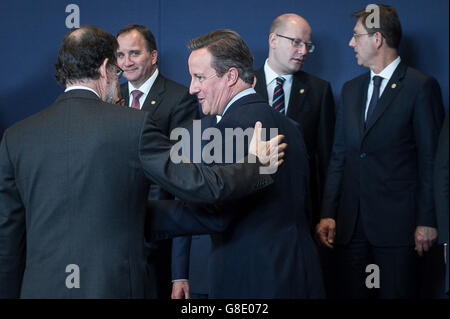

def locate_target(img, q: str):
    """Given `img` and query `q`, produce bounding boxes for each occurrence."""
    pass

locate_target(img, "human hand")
[316,218,336,249]
[171,281,190,299]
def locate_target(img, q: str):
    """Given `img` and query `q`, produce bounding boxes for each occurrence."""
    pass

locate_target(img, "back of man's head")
[352,4,402,50]
[54,25,118,86]
[188,29,254,85]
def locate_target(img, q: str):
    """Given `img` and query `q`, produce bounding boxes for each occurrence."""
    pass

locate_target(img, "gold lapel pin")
[391,83,397,89]
[151,100,156,105]
[300,89,305,94]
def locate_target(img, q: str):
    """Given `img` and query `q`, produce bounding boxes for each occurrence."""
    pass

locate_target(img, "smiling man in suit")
[171,29,325,299]
[116,24,199,299]
[316,5,445,298]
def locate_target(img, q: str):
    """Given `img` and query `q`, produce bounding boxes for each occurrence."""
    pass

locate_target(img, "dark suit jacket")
[0,89,272,298]
[434,112,449,244]
[321,62,445,246]
[254,67,335,226]
[162,93,325,298]
[171,115,217,295]
[122,73,199,298]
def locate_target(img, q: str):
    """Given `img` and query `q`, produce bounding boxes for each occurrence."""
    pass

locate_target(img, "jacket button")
[360,153,367,159]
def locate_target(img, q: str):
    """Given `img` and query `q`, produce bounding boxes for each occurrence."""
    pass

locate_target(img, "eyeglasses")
[111,63,123,78]
[276,34,315,53]
[352,32,375,40]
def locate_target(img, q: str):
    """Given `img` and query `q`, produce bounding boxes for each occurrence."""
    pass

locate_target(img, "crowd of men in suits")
[0,3,448,299]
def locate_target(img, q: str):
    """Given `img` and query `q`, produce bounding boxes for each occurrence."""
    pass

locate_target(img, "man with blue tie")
[316,5,445,298]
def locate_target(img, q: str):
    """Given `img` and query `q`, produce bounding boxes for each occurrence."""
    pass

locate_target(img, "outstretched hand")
[249,121,287,170]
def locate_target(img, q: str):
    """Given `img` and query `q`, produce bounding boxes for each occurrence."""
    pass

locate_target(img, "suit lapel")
[254,68,269,101]
[286,72,310,120]
[358,74,370,138]
[363,62,407,137]
[120,83,130,106]
[142,74,165,114]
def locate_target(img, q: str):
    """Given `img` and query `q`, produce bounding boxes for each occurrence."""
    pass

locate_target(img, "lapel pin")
[391,83,397,89]
[300,89,305,94]
[151,100,156,105]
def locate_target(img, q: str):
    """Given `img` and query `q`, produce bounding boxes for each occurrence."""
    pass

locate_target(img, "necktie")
[366,76,383,124]
[273,76,286,114]
[131,90,143,110]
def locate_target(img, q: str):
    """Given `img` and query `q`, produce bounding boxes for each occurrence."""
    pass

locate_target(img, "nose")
[123,54,134,67]
[189,78,200,95]
[349,36,356,47]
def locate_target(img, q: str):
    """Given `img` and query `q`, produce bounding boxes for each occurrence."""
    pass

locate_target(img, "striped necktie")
[273,76,286,114]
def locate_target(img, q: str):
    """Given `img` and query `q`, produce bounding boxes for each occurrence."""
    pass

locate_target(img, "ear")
[374,31,384,49]
[226,67,239,86]
[151,50,158,65]
[98,58,109,79]
[269,33,278,49]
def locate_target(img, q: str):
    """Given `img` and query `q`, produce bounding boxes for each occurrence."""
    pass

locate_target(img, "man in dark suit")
[0,25,283,298]
[434,112,449,295]
[171,29,325,298]
[254,14,335,228]
[316,5,445,298]
[253,13,337,298]
[172,14,336,300]
[116,24,200,299]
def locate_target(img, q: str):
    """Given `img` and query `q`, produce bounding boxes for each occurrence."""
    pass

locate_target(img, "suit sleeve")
[171,236,191,281]
[138,114,273,204]
[413,77,445,227]
[147,201,230,240]
[434,112,449,243]
[316,82,336,198]
[320,90,346,220]
[0,132,26,298]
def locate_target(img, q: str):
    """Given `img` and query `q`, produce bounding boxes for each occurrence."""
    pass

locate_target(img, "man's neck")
[370,49,398,74]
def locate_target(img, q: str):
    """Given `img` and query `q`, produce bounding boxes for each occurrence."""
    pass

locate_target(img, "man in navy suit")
[316,5,444,298]
[253,13,337,298]
[170,29,325,298]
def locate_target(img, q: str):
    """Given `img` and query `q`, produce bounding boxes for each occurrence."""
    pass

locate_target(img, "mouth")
[291,57,304,64]
[197,97,205,104]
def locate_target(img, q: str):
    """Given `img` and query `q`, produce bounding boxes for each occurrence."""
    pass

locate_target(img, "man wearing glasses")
[254,14,335,231]
[316,5,445,298]
[253,13,337,297]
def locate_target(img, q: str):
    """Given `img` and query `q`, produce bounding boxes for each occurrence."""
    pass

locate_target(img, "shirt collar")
[264,59,293,85]
[128,68,159,95]
[65,85,100,98]
[370,56,401,81]
[216,88,256,123]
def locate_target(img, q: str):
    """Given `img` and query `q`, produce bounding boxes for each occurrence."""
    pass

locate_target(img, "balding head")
[267,13,313,75]
[270,13,311,36]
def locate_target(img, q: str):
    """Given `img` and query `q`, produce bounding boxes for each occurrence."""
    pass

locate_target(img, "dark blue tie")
[366,75,383,125]
[273,76,286,114]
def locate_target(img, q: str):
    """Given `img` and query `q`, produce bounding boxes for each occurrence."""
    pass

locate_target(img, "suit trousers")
[337,211,419,299]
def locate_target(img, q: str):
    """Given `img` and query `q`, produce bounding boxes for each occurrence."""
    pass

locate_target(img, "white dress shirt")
[365,56,401,120]
[264,59,293,115]
[127,68,159,109]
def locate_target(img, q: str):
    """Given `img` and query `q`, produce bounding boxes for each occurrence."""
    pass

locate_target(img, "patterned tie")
[365,76,383,125]
[273,76,286,114]
[131,90,143,110]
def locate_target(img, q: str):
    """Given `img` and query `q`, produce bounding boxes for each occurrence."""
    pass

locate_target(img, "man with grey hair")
[171,29,325,298]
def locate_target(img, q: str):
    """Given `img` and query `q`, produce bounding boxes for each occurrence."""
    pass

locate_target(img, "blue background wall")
[0,0,448,135]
